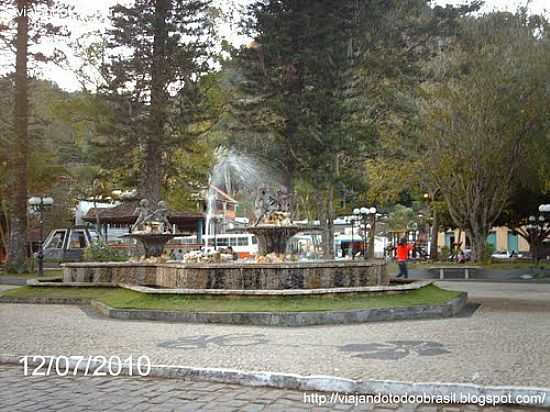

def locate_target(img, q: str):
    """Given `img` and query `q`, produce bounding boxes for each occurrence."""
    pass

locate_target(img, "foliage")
[353,1,481,207]
[4,258,32,274]
[420,11,550,261]
[482,242,496,265]
[0,0,74,270]
[438,246,450,262]
[99,0,215,204]
[83,240,127,263]
[365,159,423,207]
[387,204,416,234]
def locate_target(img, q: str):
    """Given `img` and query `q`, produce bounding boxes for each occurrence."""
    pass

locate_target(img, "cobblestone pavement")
[1,365,547,412]
[1,282,550,388]
[437,281,550,302]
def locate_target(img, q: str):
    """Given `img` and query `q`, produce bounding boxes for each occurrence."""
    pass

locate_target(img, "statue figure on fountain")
[132,199,152,233]
[253,186,291,226]
[132,199,173,234]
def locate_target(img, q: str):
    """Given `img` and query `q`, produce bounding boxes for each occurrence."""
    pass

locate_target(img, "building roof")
[83,200,204,232]
[211,186,238,204]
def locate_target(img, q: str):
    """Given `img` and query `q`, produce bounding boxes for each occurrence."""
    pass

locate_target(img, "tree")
[233,0,365,256]
[100,0,214,205]
[499,187,550,260]
[0,0,70,270]
[420,11,550,261]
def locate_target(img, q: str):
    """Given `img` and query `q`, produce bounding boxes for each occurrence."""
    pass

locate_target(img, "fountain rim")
[121,233,182,238]
[63,259,385,269]
[243,224,322,231]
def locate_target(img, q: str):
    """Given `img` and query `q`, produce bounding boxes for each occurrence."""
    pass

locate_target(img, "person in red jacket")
[395,238,412,279]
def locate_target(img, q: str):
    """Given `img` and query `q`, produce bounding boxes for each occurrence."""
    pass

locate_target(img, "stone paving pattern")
[1,282,550,387]
[0,365,547,412]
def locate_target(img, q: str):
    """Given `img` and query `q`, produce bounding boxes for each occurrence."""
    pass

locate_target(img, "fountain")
[205,148,285,239]
[245,186,319,255]
[63,149,387,290]
[121,200,178,258]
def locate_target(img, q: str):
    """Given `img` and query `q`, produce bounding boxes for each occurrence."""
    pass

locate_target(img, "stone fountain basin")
[121,233,178,258]
[244,224,321,255]
[63,260,387,290]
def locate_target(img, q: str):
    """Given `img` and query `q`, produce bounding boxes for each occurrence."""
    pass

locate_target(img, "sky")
[1,0,548,91]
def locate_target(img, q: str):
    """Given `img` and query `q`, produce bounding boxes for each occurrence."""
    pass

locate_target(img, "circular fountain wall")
[63,260,387,290]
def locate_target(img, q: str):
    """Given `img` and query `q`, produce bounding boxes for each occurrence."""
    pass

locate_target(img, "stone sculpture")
[132,199,152,233]
[132,199,172,234]
[253,186,292,226]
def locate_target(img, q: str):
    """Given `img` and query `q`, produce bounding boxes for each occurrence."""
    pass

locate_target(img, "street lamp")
[353,206,377,260]
[525,206,550,262]
[348,215,358,260]
[28,196,54,277]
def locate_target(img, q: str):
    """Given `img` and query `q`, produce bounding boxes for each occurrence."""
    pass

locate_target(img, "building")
[209,186,239,221]
[437,226,530,254]
[84,200,205,242]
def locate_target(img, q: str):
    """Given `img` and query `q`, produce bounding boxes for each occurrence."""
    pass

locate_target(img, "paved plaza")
[1,281,550,411]
[0,364,547,412]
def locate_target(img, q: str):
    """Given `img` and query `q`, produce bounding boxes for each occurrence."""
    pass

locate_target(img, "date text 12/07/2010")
[19,355,152,377]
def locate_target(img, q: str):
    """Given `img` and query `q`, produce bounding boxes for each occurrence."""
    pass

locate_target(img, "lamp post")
[28,196,54,277]
[349,214,359,260]
[368,207,377,259]
[524,204,550,262]
[353,206,377,260]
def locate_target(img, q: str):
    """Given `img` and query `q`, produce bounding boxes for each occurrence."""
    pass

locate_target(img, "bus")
[171,234,259,259]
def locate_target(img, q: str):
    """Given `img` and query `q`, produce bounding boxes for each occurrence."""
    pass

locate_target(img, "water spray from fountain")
[205,147,286,238]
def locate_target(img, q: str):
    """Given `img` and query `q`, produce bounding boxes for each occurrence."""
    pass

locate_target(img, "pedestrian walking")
[395,237,412,279]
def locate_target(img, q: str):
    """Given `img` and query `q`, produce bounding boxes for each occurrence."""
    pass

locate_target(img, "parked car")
[42,226,99,262]
[491,250,523,260]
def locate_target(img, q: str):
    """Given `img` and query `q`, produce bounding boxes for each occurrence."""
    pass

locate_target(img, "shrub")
[482,242,496,264]
[438,246,450,261]
[84,240,128,262]
[4,259,32,274]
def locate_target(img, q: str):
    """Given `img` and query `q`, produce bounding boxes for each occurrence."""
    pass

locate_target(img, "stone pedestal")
[121,233,176,258]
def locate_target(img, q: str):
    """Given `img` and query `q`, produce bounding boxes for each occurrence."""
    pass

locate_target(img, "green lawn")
[0,270,62,279]
[1,284,461,313]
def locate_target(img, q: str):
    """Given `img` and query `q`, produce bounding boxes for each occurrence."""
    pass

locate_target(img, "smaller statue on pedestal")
[253,186,292,226]
[132,199,172,233]
[132,199,152,233]
[153,201,172,233]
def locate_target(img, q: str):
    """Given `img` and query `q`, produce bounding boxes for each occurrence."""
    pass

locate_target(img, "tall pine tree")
[0,0,71,271]
[100,0,213,204]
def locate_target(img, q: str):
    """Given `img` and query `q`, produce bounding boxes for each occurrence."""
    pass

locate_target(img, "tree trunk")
[470,230,487,262]
[7,1,30,271]
[141,142,162,204]
[321,188,335,259]
[529,235,542,263]
[93,200,103,241]
[430,207,439,259]
[368,216,375,259]
[140,0,168,205]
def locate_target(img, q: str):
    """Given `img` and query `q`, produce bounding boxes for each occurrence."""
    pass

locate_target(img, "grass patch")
[0,270,62,279]
[1,284,461,313]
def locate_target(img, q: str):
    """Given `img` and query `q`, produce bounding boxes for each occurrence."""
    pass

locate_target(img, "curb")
[0,277,28,286]
[0,293,468,327]
[26,279,112,287]
[94,293,467,326]
[0,354,548,407]
[118,280,434,296]
[0,296,91,305]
